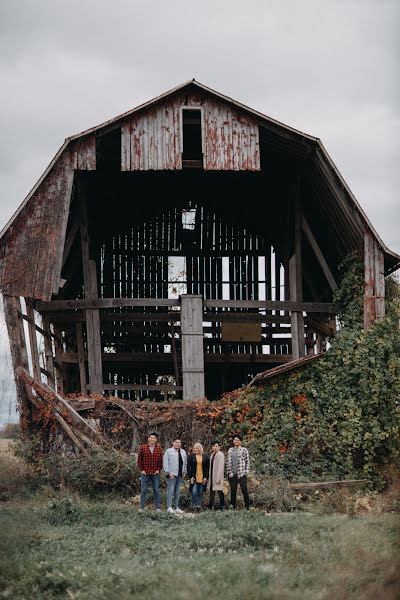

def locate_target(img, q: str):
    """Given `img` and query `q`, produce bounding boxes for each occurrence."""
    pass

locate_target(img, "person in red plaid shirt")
[137,432,163,512]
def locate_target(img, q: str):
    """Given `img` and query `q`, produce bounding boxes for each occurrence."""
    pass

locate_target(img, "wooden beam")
[80,186,103,394]
[2,295,31,425]
[61,218,80,269]
[364,230,385,328]
[16,366,112,448]
[102,384,183,392]
[52,325,64,394]
[76,323,87,394]
[25,299,42,382]
[42,316,55,389]
[290,191,305,360]
[302,216,337,292]
[181,295,205,399]
[61,351,292,365]
[289,479,371,491]
[37,298,339,314]
[36,298,180,311]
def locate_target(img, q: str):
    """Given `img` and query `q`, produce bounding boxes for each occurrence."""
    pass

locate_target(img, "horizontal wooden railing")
[36,297,339,314]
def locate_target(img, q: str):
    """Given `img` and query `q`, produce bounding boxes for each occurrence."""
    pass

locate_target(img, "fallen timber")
[288,479,372,491]
[16,367,115,454]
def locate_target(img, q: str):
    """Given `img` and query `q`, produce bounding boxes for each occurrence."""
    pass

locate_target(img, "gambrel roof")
[0,79,398,301]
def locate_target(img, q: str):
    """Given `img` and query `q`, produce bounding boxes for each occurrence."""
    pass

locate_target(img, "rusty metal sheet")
[222,322,262,342]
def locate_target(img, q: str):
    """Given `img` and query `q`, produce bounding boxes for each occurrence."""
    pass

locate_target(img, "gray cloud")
[0,0,399,248]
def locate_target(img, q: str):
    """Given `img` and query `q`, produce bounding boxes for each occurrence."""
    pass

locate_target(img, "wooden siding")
[0,135,96,300]
[364,230,385,328]
[203,99,260,171]
[120,93,260,172]
[121,99,182,171]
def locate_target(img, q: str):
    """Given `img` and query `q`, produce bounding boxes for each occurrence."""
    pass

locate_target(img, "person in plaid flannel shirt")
[227,435,250,509]
[137,432,163,512]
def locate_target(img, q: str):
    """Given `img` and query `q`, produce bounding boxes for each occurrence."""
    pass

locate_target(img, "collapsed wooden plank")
[289,479,371,491]
[16,367,112,450]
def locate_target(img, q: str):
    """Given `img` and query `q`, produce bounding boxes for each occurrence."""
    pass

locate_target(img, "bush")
[251,477,301,512]
[216,257,400,487]
[0,453,46,501]
[45,450,141,498]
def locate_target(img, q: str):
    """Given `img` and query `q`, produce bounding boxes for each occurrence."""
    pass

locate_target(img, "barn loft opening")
[182,109,203,166]
[2,80,395,416]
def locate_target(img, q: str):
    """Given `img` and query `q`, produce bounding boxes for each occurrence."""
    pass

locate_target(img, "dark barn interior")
[0,80,398,426]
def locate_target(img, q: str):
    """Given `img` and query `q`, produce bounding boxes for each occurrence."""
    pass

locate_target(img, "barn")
[1,79,399,431]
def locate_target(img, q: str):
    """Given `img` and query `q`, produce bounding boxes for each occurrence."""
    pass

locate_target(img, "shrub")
[250,477,301,512]
[45,450,141,498]
[0,453,46,501]
[215,257,400,487]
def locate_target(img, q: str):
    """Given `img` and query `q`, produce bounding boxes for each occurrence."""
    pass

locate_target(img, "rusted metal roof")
[247,352,325,386]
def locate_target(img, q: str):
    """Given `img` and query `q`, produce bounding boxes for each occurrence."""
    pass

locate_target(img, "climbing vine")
[215,258,400,487]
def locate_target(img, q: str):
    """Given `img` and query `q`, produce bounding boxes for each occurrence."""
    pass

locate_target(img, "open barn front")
[0,80,397,431]
[33,166,340,402]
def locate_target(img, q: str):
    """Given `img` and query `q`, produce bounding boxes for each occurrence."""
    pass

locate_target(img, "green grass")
[0,497,399,600]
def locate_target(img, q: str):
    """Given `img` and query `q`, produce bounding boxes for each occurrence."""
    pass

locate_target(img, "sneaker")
[167,507,175,514]
[138,508,144,513]
[174,508,184,514]
[156,508,162,513]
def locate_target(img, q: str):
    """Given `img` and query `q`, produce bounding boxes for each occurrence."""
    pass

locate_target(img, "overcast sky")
[0,0,399,423]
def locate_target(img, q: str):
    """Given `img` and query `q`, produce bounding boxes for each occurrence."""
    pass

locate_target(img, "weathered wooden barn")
[1,79,399,429]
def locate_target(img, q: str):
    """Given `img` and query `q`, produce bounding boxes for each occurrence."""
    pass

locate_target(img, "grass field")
[0,496,399,600]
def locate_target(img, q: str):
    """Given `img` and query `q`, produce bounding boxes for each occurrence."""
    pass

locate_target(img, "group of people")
[137,432,250,513]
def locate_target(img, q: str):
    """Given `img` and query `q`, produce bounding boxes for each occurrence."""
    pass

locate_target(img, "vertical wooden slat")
[181,295,205,399]
[25,299,41,381]
[76,323,87,394]
[290,195,305,359]
[42,316,55,389]
[3,295,31,425]
[80,186,103,394]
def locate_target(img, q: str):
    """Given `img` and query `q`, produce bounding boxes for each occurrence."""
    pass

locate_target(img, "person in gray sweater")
[163,439,187,514]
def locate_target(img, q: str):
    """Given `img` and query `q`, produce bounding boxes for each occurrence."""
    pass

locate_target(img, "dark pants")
[208,490,225,510]
[229,475,250,509]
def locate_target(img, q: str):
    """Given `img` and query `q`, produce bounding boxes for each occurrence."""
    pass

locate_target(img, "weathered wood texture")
[364,230,385,329]
[2,296,31,425]
[181,295,205,399]
[17,367,112,449]
[0,135,95,300]
[120,93,260,171]
[290,193,305,359]
[203,98,260,171]
[80,189,103,394]
[121,98,182,171]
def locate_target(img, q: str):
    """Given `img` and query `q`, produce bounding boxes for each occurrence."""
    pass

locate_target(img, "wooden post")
[76,323,87,394]
[364,230,385,329]
[181,295,205,399]
[2,295,31,426]
[52,325,64,395]
[42,316,55,389]
[290,194,305,360]
[80,185,103,394]
[25,299,42,382]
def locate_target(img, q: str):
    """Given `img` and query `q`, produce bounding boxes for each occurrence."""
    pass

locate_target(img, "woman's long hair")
[193,442,203,454]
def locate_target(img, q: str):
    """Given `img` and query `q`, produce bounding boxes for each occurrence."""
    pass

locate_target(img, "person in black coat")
[187,442,210,511]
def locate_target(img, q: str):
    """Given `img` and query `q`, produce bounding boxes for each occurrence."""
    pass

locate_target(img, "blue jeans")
[140,474,160,509]
[166,476,183,509]
[191,482,204,508]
